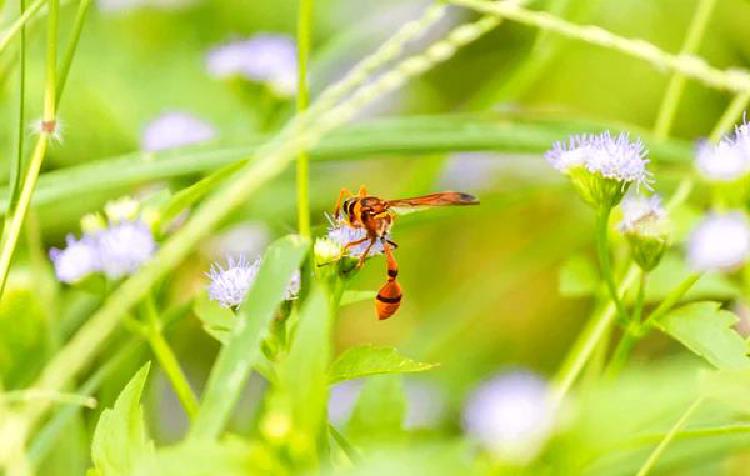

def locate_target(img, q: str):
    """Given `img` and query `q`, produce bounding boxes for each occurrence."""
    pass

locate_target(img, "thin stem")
[0,0,57,297]
[642,272,702,329]
[551,266,639,405]
[652,0,717,139]
[606,269,647,376]
[55,0,93,106]
[295,0,313,238]
[709,91,750,142]
[143,296,198,419]
[595,205,626,322]
[636,396,705,476]
[7,0,27,214]
[448,0,750,93]
[0,0,46,56]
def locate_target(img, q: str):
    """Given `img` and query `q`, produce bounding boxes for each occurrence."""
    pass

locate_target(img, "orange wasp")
[333,186,479,320]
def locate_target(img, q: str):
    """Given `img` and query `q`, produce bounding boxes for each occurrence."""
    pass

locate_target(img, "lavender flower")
[327,380,364,426]
[619,194,666,235]
[207,255,300,308]
[49,235,100,283]
[205,34,298,96]
[462,371,554,464]
[695,139,750,182]
[97,221,157,279]
[688,212,750,272]
[546,132,651,188]
[325,214,387,259]
[404,380,447,429]
[207,256,261,309]
[141,112,216,152]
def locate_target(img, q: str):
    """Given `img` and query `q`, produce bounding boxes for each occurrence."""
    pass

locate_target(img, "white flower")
[97,221,157,279]
[546,132,651,189]
[207,255,261,309]
[688,212,750,272]
[404,380,447,430]
[619,194,666,235]
[141,112,216,152]
[325,214,386,259]
[462,371,554,464]
[49,235,100,283]
[205,34,298,96]
[695,139,750,182]
[314,237,343,265]
[327,380,363,426]
[206,255,300,308]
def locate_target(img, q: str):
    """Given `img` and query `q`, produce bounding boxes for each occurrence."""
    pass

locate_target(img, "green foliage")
[328,345,438,384]
[655,302,750,370]
[558,254,598,297]
[192,292,234,344]
[90,363,154,476]
[190,235,309,440]
[346,375,406,444]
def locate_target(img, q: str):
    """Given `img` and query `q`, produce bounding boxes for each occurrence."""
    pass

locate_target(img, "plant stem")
[143,296,198,419]
[7,0,27,214]
[295,0,313,239]
[55,0,93,106]
[551,266,639,405]
[636,396,704,476]
[606,269,646,376]
[643,273,702,328]
[0,0,46,56]
[709,91,750,142]
[652,0,717,139]
[0,0,57,297]
[595,205,626,323]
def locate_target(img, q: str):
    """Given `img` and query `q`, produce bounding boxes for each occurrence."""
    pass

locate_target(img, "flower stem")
[295,0,313,239]
[636,396,704,476]
[652,0,717,139]
[7,0,27,214]
[642,272,702,329]
[55,0,93,106]
[595,205,626,323]
[0,0,57,297]
[606,269,647,376]
[143,296,199,419]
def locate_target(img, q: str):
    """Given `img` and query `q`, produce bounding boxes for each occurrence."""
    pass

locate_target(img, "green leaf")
[655,302,750,370]
[133,439,283,476]
[0,114,693,214]
[328,345,438,384]
[265,285,333,466]
[558,254,597,297]
[340,290,376,306]
[189,235,309,440]
[90,363,154,476]
[346,375,405,444]
[644,255,740,302]
[192,292,235,344]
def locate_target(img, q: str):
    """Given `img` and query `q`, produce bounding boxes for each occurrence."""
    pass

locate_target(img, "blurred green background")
[3,0,750,474]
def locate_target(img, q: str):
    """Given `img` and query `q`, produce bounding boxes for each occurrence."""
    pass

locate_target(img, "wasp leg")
[385,239,398,249]
[343,236,369,254]
[355,237,377,269]
[334,187,353,220]
[358,185,368,197]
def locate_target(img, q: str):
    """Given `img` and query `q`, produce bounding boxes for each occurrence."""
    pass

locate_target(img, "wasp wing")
[385,191,479,215]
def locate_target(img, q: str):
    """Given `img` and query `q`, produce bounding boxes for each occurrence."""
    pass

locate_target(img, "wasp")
[333,186,479,320]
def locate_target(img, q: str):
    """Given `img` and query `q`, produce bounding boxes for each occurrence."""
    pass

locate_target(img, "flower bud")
[619,195,669,271]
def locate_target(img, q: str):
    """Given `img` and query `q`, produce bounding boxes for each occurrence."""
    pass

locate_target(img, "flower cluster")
[206,255,300,309]
[141,112,216,152]
[462,371,554,464]
[205,34,298,96]
[50,199,157,283]
[687,212,750,272]
[695,121,750,183]
[314,214,390,265]
[619,194,669,271]
[546,131,651,207]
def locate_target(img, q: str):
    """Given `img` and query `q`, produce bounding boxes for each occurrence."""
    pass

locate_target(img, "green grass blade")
[189,235,309,441]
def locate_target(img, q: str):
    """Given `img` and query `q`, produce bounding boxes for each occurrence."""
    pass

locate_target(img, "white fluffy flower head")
[462,371,554,464]
[688,212,750,272]
[49,235,100,283]
[97,220,157,279]
[619,194,666,236]
[325,214,386,259]
[695,139,750,182]
[141,112,216,152]
[205,34,298,96]
[207,255,300,308]
[546,132,651,189]
[207,255,261,308]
